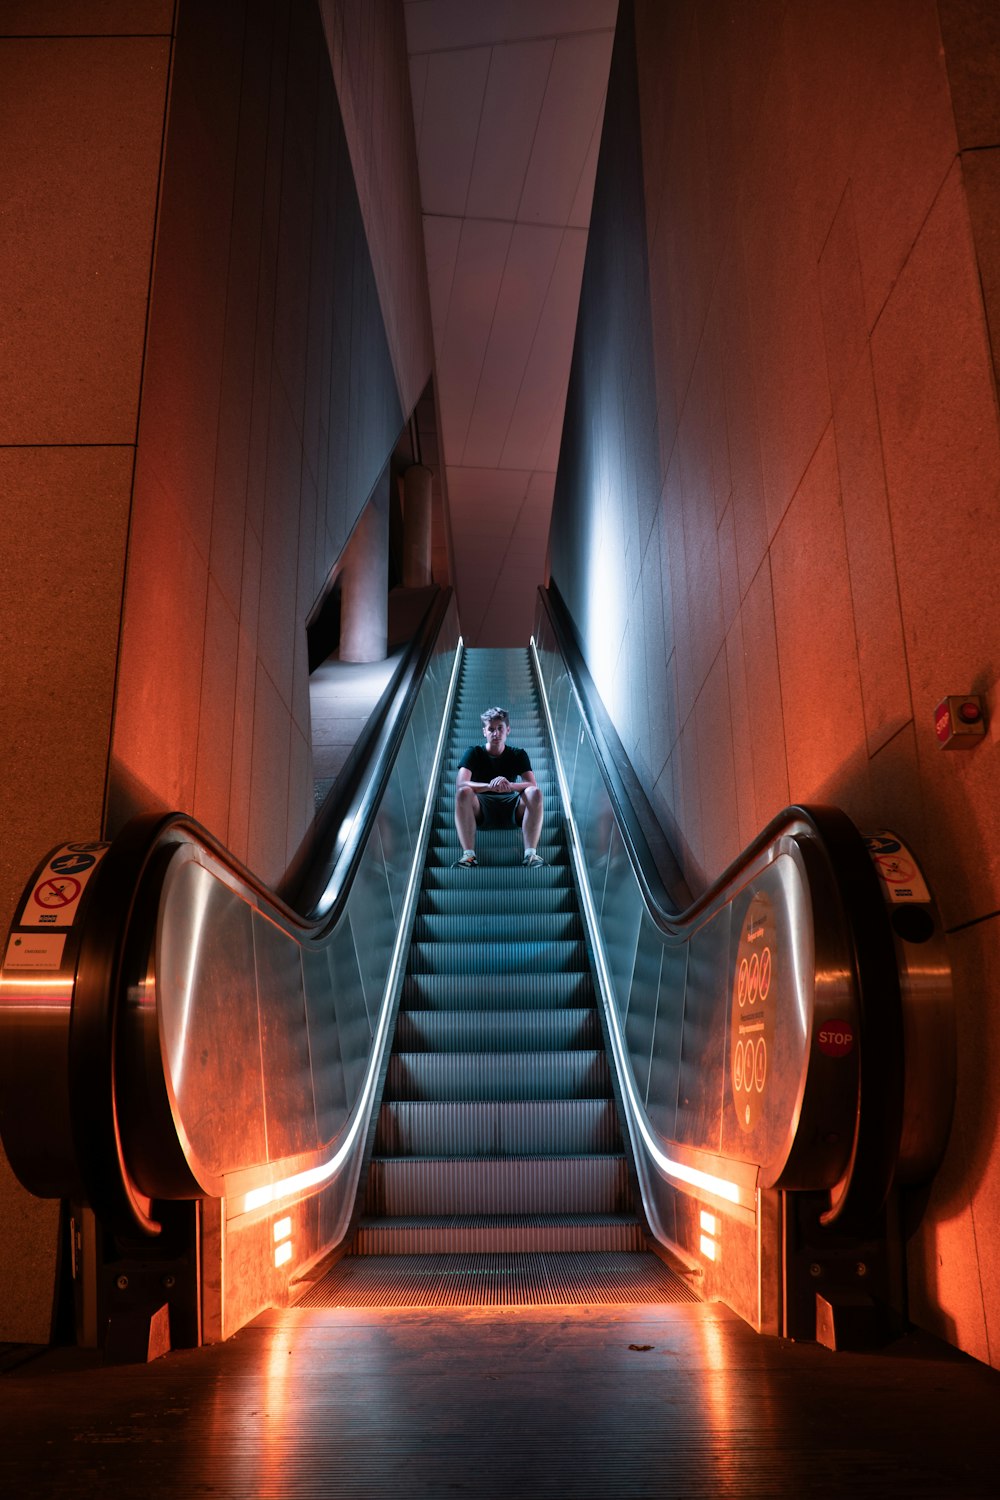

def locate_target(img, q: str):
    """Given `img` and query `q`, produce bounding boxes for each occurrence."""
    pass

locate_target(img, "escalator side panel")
[252,908,317,1161]
[300,943,348,1141]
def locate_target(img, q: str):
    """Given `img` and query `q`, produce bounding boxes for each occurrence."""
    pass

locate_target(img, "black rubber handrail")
[536,583,904,1233]
[280,584,454,921]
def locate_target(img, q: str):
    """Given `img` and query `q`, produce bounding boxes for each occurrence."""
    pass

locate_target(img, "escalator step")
[422,865,572,892]
[365,1154,632,1215]
[393,1007,601,1053]
[383,1050,612,1101]
[375,1099,622,1156]
[411,913,584,943]
[418,887,577,916]
[401,972,596,1010]
[407,939,589,975]
[429,830,563,852]
[349,1219,647,1256]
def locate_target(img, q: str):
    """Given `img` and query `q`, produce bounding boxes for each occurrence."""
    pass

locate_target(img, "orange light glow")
[274,1240,293,1267]
[699,1233,717,1262]
[700,1211,718,1236]
[273,1216,292,1242]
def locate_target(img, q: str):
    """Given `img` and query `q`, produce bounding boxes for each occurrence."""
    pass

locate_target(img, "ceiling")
[402,0,618,645]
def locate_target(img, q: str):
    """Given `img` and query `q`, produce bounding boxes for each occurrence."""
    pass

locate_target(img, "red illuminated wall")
[0,0,431,1340]
[550,0,1000,1367]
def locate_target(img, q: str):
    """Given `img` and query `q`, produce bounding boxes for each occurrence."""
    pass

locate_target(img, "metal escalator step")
[407,939,589,975]
[422,865,572,892]
[364,1154,632,1215]
[393,1008,601,1053]
[432,803,560,822]
[422,858,566,876]
[347,1220,648,1257]
[375,1099,622,1155]
[429,830,563,851]
[411,913,583,943]
[401,973,595,1010]
[383,1050,611,1101]
[418,887,577,916]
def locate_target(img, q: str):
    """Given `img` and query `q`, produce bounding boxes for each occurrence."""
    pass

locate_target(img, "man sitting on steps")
[454,705,544,867]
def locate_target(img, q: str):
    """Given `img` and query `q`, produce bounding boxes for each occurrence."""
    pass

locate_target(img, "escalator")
[303,649,691,1307]
[0,588,955,1351]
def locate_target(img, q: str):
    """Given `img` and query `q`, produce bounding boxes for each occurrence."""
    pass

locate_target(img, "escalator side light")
[529,634,743,1212]
[242,635,466,1221]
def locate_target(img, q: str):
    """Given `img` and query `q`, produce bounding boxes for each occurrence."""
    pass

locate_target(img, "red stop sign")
[816,1019,854,1057]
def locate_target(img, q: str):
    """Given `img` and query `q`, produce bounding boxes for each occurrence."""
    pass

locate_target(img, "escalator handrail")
[62,588,458,1237]
[279,583,454,924]
[535,583,904,1232]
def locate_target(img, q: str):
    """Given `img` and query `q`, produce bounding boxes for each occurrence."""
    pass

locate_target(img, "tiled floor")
[1,1297,998,1498]
[309,585,440,806]
[310,649,402,805]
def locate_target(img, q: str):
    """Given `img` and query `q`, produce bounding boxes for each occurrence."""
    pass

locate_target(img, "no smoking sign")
[20,843,108,928]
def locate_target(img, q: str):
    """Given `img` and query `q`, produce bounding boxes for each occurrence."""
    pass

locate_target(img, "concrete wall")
[0,0,432,1340]
[108,0,409,883]
[549,0,1000,1368]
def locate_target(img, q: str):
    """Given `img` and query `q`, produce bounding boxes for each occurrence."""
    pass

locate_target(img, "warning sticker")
[19,843,108,928]
[4,932,67,971]
[863,833,930,904]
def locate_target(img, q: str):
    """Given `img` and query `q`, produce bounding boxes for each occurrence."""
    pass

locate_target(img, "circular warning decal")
[730,891,775,1132]
[33,876,82,909]
[816,1019,855,1058]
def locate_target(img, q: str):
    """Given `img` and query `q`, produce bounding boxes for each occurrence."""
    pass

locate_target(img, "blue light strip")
[529,635,741,1208]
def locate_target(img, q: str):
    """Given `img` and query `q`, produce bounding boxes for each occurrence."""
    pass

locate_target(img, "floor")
[2,1287,998,1499]
[309,585,439,805]
[310,649,402,804]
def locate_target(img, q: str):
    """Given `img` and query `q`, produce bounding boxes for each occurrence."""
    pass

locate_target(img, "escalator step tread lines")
[351,646,646,1263]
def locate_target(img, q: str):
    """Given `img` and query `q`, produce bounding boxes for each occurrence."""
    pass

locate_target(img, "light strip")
[529,635,741,1209]
[241,637,466,1217]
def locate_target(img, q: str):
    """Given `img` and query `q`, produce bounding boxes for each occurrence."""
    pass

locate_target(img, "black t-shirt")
[459,745,532,782]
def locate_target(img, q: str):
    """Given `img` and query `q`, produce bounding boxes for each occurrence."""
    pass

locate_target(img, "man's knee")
[523,785,543,813]
[456,784,480,813]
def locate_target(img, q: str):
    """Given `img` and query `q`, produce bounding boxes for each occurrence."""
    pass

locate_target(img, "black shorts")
[476,791,523,829]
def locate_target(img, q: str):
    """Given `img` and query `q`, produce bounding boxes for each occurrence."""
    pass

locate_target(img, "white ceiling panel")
[499,227,587,470]
[518,32,615,225]
[436,219,514,462]
[404,0,619,55]
[408,51,428,144]
[416,47,491,216]
[447,465,532,518]
[422,214,462,351]
[405,0,618,644]
[569,98,606,228]
[461,223,565,467]
[464,40,554,222]
[537,388,569,473]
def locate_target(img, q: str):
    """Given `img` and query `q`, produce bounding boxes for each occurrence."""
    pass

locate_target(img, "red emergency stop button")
[935,695,986,748]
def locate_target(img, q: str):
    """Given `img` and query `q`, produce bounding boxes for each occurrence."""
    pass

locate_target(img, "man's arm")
[475,769,536,794]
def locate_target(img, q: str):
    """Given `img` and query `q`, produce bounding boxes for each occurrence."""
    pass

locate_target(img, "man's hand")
[488,776,515,793]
